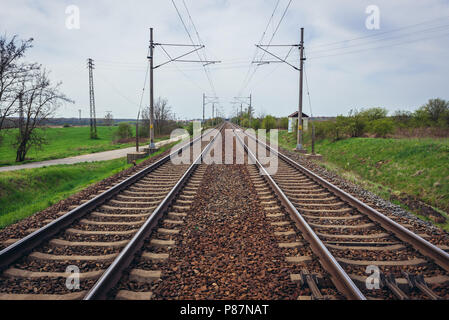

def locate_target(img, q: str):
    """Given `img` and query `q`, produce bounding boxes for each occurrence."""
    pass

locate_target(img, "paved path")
[0,134,188,173]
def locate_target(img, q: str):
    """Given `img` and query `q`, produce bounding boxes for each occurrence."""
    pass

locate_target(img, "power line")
[308,29,449,60]
[237,0,281,96]
[238,0,293,96]
[171,0,218,97]
[309,15,449,49]
[308,23,449,55]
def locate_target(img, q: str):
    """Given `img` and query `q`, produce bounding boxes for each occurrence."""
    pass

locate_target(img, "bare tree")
[141,97,172,136]
[104,111,114,126]
[14,69,72,162]
[0,35,37,134]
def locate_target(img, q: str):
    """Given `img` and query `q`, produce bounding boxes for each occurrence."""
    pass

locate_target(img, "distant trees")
[0,34,72,162]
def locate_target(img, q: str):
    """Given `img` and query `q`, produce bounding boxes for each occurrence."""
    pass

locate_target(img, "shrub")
[347,109,367,137]
[262,115,276,130]
[279,117,289,130]
[251,119,261,130]
[186,122,194,136]
[115,123,133,140]
[371,118,394,138]
[393,110,413,128]
[359,107,388,121]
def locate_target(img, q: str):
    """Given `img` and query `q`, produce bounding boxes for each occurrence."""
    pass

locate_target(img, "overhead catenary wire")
[309,15,449,49]
[171,0,218,98]
[238,0,293,96]
[307,22,449,55]
[237,0,281,97]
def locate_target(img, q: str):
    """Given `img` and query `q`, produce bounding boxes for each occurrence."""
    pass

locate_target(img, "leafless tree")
[104,111,114,126]
[0,35,37,134]
[141,97,173,136]
[14,69,72,162]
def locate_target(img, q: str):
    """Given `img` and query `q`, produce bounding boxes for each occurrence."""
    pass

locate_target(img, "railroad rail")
[232,123,449,299]
[0,125,223,300]
[1,121,448,300]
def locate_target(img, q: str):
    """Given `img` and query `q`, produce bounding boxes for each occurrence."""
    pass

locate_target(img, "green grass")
[274,130,449,229]
[0,126,169,166]
[0,142,177,229]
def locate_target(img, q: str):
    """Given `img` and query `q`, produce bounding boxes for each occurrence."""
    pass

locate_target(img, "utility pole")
[87,58,97,139]
[78,109,81,122]
[249,93,252,125]
[202,94,219,126]
[252,27,306,152]
[148,28,156,151]
[145,27,220,139]
[212,103,215,126]
[202,93,205,124]
[297,27,305,151]
[136,110,140,152]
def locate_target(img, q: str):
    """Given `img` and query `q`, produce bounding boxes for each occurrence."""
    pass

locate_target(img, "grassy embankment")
[0,126,169,166]
[0,142,178,229]
[274,130,449,230]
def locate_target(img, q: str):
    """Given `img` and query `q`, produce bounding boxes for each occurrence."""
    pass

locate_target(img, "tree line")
[232,98,449,140]
[0,35,71,162]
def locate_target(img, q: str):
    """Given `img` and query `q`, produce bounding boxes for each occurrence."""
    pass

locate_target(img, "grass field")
[0,126,168,166]
[0,142,177,229]
[274,130,449,228]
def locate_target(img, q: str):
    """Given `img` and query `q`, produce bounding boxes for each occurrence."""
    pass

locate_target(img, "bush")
[279,117,289,130]
[371,118,394,138]
[393,110,413,128]
[347,109,367,137]
[138,125,149,138]
[262,115,276,130]
[359,107,388,121]
[115,123,133,140]
[186,122,194,136]
[251,119,261,130]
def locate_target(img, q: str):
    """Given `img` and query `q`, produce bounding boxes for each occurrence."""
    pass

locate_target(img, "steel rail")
[84,124,224,300]
[234,123,449,274]
[0,128,216,271]
[233,128,365,300]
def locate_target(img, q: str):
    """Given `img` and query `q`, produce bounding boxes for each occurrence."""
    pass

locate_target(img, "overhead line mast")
[146,27,220,150]
[253,27,306,152]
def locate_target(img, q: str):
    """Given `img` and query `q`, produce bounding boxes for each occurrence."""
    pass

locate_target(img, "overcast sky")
[1,0,449,120]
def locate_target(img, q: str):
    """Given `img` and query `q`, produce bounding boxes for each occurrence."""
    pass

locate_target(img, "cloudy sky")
[1,0,449,120]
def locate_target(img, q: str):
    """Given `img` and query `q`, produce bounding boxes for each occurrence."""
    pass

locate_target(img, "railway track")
[1,121,448,300]
[232,123,449,300]
[106,125,344,300]
[0,125,223,300]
